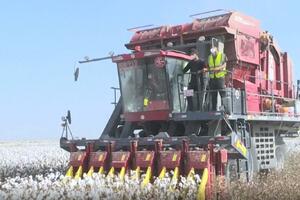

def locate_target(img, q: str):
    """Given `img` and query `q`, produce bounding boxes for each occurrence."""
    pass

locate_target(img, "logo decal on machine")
[154,56,166,68]
[98,154,103,162]
[200,154,207,162]
[172,154,178,162]
[235,139,247,157]
[231,132,248,158]
[145,153,151,161]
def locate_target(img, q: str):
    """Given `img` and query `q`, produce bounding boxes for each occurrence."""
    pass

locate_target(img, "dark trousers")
[209,78,226,111]
[187,83,198,111]
[187,75,204,111]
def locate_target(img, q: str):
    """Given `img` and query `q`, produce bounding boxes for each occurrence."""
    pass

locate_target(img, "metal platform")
[172,111,300,124]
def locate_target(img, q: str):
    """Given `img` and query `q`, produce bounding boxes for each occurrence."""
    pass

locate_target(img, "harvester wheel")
[225,159,238,183]
[275,145,286,170]
[244,151,254,182]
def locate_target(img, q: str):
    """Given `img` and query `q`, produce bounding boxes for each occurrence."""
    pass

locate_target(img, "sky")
[1,1,299,140]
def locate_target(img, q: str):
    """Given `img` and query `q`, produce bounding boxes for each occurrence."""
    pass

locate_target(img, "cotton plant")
[1,172,201,200]
[0,139,201,200]
[2,139,300,200]
[0,140,69,180]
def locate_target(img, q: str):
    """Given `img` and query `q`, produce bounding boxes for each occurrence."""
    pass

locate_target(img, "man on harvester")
[183,48,206,111]
[207,46,227,111]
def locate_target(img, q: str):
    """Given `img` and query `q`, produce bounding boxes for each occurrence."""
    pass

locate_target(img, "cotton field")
[0,140,68,180]
[0,140,199,200]
[1,139,300,200]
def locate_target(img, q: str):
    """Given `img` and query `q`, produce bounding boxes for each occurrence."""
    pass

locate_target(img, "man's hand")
[211,64,226,72]
[198,68,208,74]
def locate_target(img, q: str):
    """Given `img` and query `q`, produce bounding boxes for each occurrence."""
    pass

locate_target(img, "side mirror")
[74,67,79,81]
[211,37,218,49]
[66,110,72,124]
[297,80,300,99]
[198,36,206,42]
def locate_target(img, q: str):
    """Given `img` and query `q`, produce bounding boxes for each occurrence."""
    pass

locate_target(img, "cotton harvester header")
[60,10,300,199]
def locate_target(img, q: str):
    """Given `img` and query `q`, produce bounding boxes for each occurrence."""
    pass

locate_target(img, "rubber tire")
[225,154,254,183]
[245,151,254,182]
[275,145,286,170]
[225,159,238,183]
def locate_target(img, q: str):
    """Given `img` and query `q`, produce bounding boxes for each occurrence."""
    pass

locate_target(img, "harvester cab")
[114,50,191,121]
[60,10,300,199]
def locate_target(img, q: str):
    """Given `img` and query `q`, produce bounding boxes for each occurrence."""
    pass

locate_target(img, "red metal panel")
[228,12,260,38]
[88,151,108,168]
[282,53,294,98]
[113,50,192,64]
[160,26,171,38]
[162,50,192,60]
[219,149,228,164]
[245,80,258,93]
[192,14,230,31]
[133,27,162,42]
[181,23,193,33]
[135,151,155,168]
[288,55,294,98]
[283,53,289,98]
[128,12,261,47]
[276,59,282,91]
[130,32,142,43]
[186,151,209,171]
[159,150,181,170]
[111,151,131,169]
[216,149,228,176]
[144,100,169,111]
[124,110,169,121]
[116,59,139,68]
[244,78,260,113]
[236,33,259,65]
[247,95,260,113]
[69,151,87,167]
[232,67,251,82]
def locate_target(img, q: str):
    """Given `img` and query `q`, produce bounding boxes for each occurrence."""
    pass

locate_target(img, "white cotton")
[0,140,203,200]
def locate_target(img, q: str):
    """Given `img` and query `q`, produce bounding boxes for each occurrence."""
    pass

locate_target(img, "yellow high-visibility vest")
[208,52,227,79]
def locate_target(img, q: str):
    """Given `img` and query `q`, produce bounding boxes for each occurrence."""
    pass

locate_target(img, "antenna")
[74,52,115,81]
[61,110,73,140]
[189,9,232,18]
[127,24,154,32]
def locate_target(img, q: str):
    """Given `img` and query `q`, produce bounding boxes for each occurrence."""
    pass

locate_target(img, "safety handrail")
[176,70,299,117]
[242,73,297,114]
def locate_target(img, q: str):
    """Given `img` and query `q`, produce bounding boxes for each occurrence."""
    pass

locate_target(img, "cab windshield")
[118,57,168,113]
[118,56,190,113]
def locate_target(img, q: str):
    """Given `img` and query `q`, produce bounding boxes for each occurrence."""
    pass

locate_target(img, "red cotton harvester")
[60,10,300,199]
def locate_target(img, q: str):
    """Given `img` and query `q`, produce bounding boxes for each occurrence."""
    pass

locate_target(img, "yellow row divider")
[87,166,94,177]
[65,166,74,177]
[141,167,152,188]
[159,167,167,179]
[74,165,83,179]
[108,167,115,177]
[98,166,104,174]
[187,167,195,181]
[171,167,179,183]
[197,168,208,200]
[119,167,126,180]
[133,166,141,180]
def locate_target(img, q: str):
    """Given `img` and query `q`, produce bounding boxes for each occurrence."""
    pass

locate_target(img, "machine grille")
[253,127,276,169]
